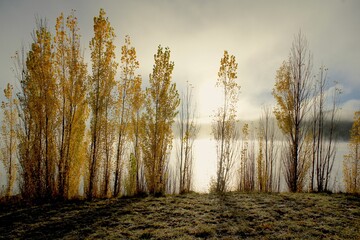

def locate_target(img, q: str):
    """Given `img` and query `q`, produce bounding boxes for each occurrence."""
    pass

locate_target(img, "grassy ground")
[0,192,359,239]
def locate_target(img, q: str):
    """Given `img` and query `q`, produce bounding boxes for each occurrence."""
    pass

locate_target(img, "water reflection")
[171,139,348,193]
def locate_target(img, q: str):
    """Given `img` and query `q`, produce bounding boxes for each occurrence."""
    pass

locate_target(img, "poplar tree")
[272,31,312,192]
[177,82,198,194]
[25,19,58,198]
[114,35,141,197]
[212,50,240,193]
[310,67,340,192]
[54,11,88,199]
[343,111,360,193]
[1,83,18,197]
[238,123,249,191]
[238,123,255,192]
[257,106,279,192]
[88,9,117,199]
[142,46,180,196]
[15,47,37,199]
[129,76,145,194]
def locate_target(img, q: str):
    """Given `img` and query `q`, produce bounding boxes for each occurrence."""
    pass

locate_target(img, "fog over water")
[0,138,349,195]
[172,139,347,193]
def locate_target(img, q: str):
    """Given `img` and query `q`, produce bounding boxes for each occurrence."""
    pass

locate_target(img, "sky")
[0,0,359,123]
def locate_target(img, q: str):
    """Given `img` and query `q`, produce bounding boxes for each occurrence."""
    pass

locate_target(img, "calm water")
[0,140,348,195]
[172,139,348,193]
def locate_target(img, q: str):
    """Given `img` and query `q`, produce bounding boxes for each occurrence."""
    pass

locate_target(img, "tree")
[343,111,360,193]
[310,66,340,192]
[127,45,145,196]
[212,50,240,193]
[257,126,265,191]
[141,45,180,195]
[54,11,88,199]
[129,68,145,195]
[177,82,199,194]
[238,123,255,192]
[25,19,58,198]
[88,9,117,199]
[238,123,248,191]
[257,105,279,192]
[101,106,116,198]
[14,46,36,199]
[1,83,18,197]
[113,35,141,197]
[272,31,312,192]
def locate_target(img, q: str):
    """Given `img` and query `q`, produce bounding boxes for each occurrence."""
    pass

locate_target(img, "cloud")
[339,99,360,120]
[0,0,359,122]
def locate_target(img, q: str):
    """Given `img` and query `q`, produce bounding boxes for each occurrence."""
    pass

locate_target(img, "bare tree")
[238,123,249,192]
[310,67,341,192]
[238,123,256,192]
[177,82,199,194]
[258,105,279,192]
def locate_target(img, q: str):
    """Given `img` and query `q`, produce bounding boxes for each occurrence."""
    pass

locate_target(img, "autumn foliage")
[141,46,180,196]
[0,9,354,201]
[1,8,181,201]
[343,111,360,193]
[1,84,18,197]
[272,32,312,192]
[211,50,240,193]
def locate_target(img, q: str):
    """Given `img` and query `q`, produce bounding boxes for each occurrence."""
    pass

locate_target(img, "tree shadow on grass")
[1,193,359,239]
[0,197,143,239]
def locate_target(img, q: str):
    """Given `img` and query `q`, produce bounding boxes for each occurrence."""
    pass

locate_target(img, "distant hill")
[173,119,353,141]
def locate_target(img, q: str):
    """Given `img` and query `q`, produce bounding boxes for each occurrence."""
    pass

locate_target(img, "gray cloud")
[0,0,359,121]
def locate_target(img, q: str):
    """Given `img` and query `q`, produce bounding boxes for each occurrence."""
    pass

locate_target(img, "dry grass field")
[0,192,359,239]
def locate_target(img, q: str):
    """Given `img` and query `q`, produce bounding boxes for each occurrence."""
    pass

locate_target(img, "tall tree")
[238,123,255,192]
[238,123,248,191]
[257,126,265,192]
[141,45,180,196]
[310,66,340,192]
[257,106,279,192]
[101,103,116,198]
[177,82,199,194]
[343,111,360,193]
[237,123,256,192]
[272,31,312,192]
[212,50,240,193]
[25,19,58,198]
[129,69,145,195]
[88,9,117,199]
[54,11,88,199]
[14,46,37,199]
[1,83,18,197]
[113,35,141,197]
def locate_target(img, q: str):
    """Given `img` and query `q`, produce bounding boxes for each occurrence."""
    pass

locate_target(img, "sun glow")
[197,81,224,124]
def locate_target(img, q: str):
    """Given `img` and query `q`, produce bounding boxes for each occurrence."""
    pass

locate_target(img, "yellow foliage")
[23,21,59,198]
[1,83,18,197]
[141,45,180,195]
[343,111,360,193]
[54,10,88,199]
[116,35,144,196]
[212,50,240,193]
[88,8,117,199]
[273,61,293,135]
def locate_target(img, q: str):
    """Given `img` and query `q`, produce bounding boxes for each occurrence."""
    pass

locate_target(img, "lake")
[0,139,349,195]
[173,139,348,193]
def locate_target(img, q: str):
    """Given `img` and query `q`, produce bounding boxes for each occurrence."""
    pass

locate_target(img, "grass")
[0,192,359,239]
